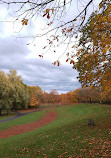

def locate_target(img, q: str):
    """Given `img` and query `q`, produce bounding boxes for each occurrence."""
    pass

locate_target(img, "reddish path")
[0,111,57,139]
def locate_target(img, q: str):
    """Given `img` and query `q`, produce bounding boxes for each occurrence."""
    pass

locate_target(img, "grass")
[0,111,16,121]
[0,103,111,157]
[0,115,14,121]
[0,110,46,131]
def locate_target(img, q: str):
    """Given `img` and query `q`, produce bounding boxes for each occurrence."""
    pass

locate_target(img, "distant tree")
[67,91,78,104]
[8,69,30,110]
[0,69,30,115]
[76,87,101,103]
[48,89,60,104]
[0,70,13,115]
[42,91,50,104]
[30,86,43,107]
[60,93,69,105]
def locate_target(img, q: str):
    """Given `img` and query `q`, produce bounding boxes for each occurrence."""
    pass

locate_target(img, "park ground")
[0,103,111,157]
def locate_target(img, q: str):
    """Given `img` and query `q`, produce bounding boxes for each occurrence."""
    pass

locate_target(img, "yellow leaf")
[46,9,50,13]
[51,9,54,14]
[102,34,106,40]
[103,46,108,53]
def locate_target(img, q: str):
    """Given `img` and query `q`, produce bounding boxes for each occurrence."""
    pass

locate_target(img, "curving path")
[0,106,58,123]
[0,111,57,139]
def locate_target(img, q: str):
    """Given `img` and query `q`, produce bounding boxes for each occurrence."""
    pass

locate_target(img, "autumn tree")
[100,77,111,104]
[72,2,111,88]
[60,90,78,105]
[60,93,69,105]
[76,87,101,103]
[67,91,78,104]
[30,86,43,107]
[48,89,60,105]
[42,91,50,104]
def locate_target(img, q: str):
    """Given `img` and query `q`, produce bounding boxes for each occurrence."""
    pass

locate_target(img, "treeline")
[0,70,111,115]
[62,87,111,105]
[0,70,61,115]
[28,86,111,106]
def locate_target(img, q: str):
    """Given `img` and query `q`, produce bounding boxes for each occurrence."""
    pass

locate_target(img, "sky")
[0,0,101,94]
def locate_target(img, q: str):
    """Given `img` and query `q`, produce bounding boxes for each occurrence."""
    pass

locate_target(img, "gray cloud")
[0,36,80,93]
[0,8,81,94]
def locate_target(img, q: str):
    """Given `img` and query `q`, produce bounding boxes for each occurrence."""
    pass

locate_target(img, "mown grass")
[0,115,14,121]
[0,111,16,121]
[0,104,111,158]
[0,110,46,131]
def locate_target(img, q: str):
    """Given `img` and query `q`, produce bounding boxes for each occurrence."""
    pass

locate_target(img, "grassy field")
[0,112,16,121]
[0,104,111,157]
[0,115,13,121]
[0,110,46,132]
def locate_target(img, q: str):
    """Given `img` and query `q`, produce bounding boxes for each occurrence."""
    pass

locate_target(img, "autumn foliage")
[73,3,111,89]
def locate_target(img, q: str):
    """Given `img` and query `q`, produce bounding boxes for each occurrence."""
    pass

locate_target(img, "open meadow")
[0,104,111,157]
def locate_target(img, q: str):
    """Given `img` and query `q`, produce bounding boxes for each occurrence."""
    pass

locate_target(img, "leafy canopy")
[73,3,111,88]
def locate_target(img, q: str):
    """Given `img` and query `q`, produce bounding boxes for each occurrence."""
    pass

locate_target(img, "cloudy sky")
[0,0,100,94]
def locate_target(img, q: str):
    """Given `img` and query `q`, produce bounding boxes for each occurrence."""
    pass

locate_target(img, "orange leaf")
[21,19,28,25]
[46,9,50,13]
[70,60,74,64]
[53,61,56,65]
[51,9,54,14]
[43,13,47,17]
[25,21,28,25]
[47,13,50,19]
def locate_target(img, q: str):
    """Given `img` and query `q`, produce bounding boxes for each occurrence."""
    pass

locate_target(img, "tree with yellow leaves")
[73,2,111,89]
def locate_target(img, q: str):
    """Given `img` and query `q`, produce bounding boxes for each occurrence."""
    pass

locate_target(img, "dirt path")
[0,111,57,139]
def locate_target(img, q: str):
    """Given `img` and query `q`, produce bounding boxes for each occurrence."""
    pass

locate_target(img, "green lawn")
[0,104,111,157]
[0,112,16,121]
[0,115,14,121]
[0,110,46,132]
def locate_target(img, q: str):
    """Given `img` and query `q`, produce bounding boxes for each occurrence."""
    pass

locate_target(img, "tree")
[100,77,111,104]
[42,91,50,104]
[76,87,101,103]
[0,70,13,115]
[48,89,60,104]
[0,69,30,115]
[8,69,30,110]
[30,86,43,107]
[73,2,111,88]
